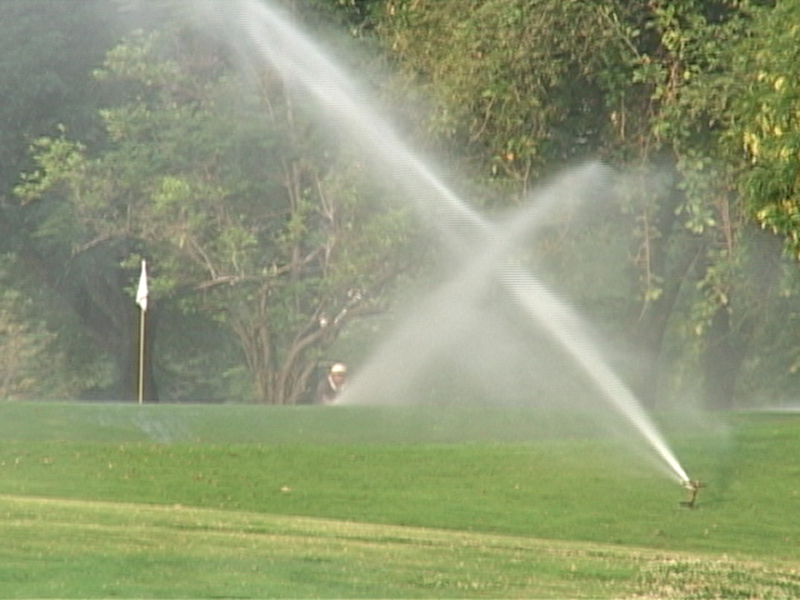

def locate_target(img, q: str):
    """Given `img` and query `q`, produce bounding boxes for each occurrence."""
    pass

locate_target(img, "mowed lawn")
[0,403,799,598]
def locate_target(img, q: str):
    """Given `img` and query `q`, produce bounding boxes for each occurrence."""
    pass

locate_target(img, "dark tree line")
[2,0,800,408]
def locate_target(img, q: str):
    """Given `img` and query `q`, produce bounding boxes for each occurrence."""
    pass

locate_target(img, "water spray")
[224,0,695,495]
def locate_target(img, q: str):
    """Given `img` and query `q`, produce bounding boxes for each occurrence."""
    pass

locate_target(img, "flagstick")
[138,305,146,405]
[135,259,148,405]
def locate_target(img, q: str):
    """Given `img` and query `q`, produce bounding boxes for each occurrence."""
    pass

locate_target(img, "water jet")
[205,0,694,488]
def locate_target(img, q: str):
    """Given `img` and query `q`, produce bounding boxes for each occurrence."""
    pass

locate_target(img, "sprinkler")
[679,479,706,509]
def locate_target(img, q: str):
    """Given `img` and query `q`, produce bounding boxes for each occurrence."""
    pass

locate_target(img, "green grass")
[1,403,799,598]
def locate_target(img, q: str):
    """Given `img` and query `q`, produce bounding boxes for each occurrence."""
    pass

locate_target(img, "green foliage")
[0,288,54,399]
[370,0,800,409]
[0,0,120,199]
[5,0,800,408]
[0,255,115,400]
[376,0,636,190]
[728,2,800,259]
[16,19,419,403]
[367,0,800,410]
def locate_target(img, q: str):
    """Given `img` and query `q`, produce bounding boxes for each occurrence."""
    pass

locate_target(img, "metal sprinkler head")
[679,479,706,509]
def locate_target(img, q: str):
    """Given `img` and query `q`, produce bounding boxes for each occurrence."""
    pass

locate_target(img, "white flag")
[136,259,148,312]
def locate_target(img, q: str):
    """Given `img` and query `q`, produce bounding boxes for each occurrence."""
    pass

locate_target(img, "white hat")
[330,363,347,374]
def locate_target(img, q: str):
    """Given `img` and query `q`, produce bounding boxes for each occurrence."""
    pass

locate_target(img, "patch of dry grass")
[633,555,800,599]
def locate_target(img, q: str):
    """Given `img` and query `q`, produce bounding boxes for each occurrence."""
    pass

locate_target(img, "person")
[315,362,347,404]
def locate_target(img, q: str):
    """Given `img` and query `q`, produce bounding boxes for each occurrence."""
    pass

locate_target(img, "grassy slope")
[0,403,799,598]
[0,494,649,598]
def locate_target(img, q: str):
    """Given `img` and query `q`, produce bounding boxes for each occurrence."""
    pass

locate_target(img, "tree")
[17,22,420,404]
[0,0,144,400]
[697,0,800,407]
[376,0,638,196]
[0,285,53,399]
[730,1,800,258]
[617,0,758,409]
[0,0,120,197]
[373,0,777,408]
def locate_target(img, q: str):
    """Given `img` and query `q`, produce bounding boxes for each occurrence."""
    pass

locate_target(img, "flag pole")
[138,306,146,405]
[135,260,149,405]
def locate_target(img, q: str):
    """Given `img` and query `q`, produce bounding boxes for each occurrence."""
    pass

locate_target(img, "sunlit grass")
[0,403,799,597]
[3,494,799,599]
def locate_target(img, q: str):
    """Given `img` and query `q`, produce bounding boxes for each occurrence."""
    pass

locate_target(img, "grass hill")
[0,402,798,598]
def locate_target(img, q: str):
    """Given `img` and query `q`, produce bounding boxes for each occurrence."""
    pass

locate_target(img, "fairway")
[1,403,799,598]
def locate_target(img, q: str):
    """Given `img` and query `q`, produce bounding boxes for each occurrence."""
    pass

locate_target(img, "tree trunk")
[628,236,703,407]
[626,174,702,408]
[702,302,753,410]
[0,219,159,402]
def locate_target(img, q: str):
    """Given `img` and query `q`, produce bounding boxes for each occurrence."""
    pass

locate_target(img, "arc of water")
[227,0,691,484]
[499,264,690,482]
[334,163,607,400]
